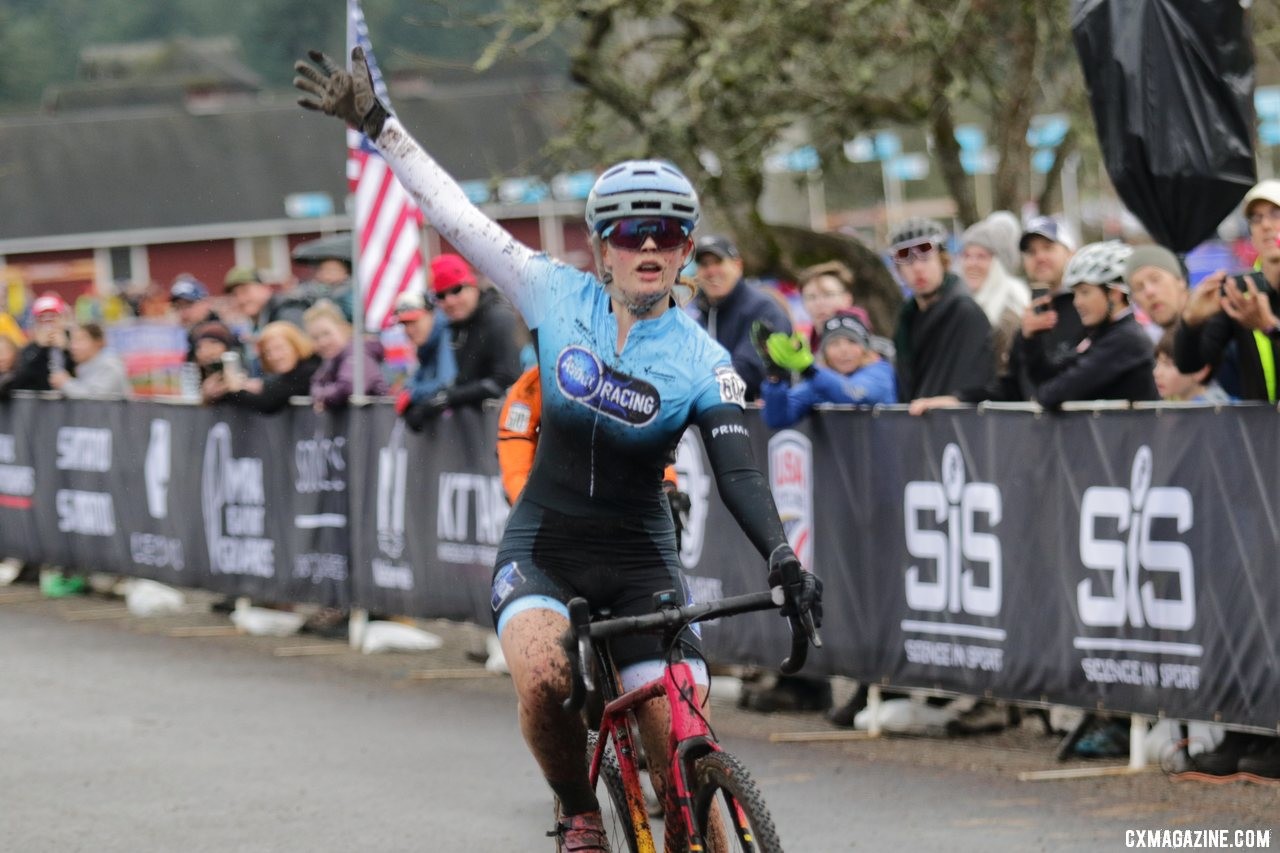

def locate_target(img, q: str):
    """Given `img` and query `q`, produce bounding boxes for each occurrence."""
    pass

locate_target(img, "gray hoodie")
[60,351,130,397]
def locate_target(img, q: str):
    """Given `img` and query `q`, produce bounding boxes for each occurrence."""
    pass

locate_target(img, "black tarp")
[1071,0,1257,252]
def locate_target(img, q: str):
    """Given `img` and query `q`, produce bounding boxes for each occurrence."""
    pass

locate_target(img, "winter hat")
[193,322,237,349]
[1124,244,1184,284]
[821,310,872,349]
[962,212,1022,275]
[430,254,476,293]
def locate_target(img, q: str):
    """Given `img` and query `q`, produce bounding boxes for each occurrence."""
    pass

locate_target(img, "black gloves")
[767,544,823,629]
[403,391,450,432]
[294,46,389,140]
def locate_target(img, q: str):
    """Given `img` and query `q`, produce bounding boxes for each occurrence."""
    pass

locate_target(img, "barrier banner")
[0,399,349,608]
[348,405,504,622]
[800,407,1280,731]
[1,396,1276,730]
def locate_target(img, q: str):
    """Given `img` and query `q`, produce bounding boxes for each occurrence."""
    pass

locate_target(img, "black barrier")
[1,395,1276,731]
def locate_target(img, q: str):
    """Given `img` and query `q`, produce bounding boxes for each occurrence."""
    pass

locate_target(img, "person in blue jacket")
[296,48,822,853]
[392,291,458,431]
[758,310,898,428]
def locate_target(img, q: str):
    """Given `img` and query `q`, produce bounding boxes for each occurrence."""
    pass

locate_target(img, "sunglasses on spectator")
[436,285,468,299]
[601,217,692,251]
[892,241,939,264]
[1247,209,1280,227]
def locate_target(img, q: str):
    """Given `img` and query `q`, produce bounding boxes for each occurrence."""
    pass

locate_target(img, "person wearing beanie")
[960,214,1031,372]
[1125,244,1189,341]
[191,321,243,382]
[755,310,897,429]
[413,253,520,420]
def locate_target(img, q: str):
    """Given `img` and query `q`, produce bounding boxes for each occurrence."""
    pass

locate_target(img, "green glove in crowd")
[765,331,814,373]
[752,321,815,379]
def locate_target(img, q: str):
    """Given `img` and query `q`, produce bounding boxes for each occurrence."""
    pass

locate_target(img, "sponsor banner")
[0,399,45,563]
[0,398,348,606]
[0,397,1275,729]
[347,405,501,622]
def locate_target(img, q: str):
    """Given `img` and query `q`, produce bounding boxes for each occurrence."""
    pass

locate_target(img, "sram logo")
[904,443,1002,617]
[1078,445,1195,632]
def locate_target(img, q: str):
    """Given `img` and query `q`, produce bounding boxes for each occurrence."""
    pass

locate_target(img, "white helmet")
[584,160,700,236]
[1063,240,1133,292]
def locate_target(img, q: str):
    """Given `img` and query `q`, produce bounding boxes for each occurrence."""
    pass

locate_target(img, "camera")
[1031,287,1051,314]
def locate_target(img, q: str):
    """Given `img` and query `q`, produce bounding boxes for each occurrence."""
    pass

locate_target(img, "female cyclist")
[295,48,823,852]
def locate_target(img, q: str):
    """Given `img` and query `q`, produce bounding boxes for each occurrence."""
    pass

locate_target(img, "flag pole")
[351,206,366,406]
[346,0,368,649]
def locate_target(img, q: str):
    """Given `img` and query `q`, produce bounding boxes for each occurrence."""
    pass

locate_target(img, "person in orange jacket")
[498,366,689,544]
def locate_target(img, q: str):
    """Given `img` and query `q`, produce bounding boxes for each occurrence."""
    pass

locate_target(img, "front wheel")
[692,751,784,853]
[554,731,641,852]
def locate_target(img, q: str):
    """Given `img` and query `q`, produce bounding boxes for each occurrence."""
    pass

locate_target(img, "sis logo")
[555,345,660,426]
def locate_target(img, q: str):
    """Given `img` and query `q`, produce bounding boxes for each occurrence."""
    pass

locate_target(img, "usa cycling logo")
[555,345,660,426]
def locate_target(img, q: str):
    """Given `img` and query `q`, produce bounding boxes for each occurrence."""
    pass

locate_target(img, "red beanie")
[430,254,476,293]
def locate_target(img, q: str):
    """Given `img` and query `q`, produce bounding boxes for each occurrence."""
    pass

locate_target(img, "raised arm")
[295,48,537,308]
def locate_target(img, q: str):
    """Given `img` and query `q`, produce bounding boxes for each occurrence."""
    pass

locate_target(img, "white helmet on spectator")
[887,216,948,249]
[1063,241,1133,293]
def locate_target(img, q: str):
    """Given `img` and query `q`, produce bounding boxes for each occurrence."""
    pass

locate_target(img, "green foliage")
[0,0,506,109]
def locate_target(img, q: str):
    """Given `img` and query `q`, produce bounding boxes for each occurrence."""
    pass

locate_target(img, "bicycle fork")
[600,716,658,852]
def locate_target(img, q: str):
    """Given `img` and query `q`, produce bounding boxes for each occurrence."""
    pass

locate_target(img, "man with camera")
[1173,179,1280,403]
[910,215,1080,412]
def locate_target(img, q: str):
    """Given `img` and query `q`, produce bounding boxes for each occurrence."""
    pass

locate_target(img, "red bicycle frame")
[563,581,816,852]
[590,657,720,852]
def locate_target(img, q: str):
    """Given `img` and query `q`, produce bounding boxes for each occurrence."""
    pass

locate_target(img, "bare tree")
[475,0,1083,325]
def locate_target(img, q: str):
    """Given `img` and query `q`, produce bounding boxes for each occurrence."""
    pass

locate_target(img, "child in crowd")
[1153,330,1232,403]
[757,310,898,429]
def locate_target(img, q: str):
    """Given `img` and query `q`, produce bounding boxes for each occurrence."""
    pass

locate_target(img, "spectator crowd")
[3,176,1279,782]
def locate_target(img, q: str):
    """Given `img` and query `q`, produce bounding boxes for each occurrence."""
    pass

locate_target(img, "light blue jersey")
[517,256,746,516]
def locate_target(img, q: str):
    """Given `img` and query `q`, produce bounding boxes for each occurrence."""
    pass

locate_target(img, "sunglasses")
[892,241,939,264]
[435,285,468,299]
[601,217,692,251]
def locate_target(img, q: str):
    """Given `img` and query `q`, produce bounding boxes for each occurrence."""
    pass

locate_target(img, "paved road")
[2,606,1271,852]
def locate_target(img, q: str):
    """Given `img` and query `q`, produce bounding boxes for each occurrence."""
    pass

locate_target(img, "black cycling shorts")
[491,498,704,671]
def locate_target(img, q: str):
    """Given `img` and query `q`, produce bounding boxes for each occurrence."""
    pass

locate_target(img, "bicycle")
[553,563,820,852]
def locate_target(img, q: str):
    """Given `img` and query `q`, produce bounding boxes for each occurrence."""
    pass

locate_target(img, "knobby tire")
[692,751,784,853]
[554,731,642,852]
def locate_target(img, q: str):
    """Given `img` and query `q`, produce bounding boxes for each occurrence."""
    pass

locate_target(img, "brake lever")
[561,597,592,713]
[800,608,823,649]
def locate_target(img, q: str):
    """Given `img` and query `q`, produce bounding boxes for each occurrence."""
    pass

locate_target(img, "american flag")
[346,0,426,331]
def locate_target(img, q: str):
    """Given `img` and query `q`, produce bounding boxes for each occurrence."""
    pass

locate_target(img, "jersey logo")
[492,561,525,610]
[715,366,747,408]
[502,402,532,434]
[555,345,661,426]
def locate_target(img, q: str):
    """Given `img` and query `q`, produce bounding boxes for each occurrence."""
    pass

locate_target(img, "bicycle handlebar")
[561,575,821,713]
